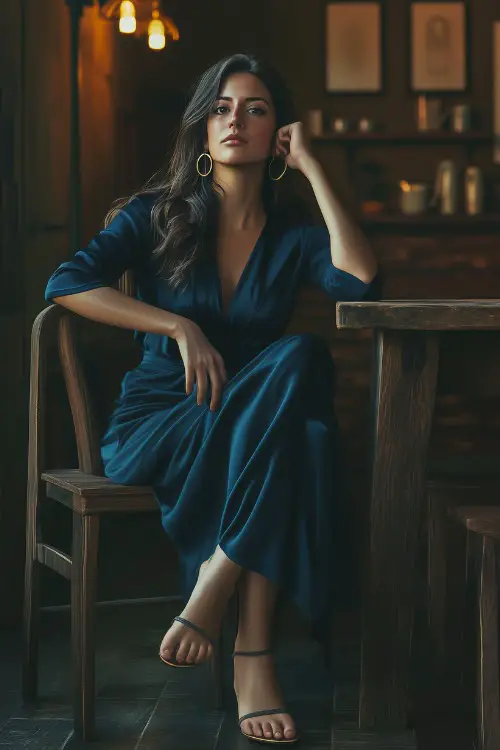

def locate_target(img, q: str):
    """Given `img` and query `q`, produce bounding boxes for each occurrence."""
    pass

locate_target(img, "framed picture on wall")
[325,2,383,94]
[410,2,468,92]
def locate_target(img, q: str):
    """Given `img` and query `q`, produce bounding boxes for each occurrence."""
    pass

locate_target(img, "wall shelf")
[359,212,500,232]
[312,132,493,146]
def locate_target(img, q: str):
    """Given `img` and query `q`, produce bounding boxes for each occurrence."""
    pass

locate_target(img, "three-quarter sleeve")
[45,194,153,302]
[300,224,382,301]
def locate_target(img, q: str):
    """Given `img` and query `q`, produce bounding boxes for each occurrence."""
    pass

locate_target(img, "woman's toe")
[186,642,198,664]
[160,625,179,659]
[283,723,296,739]
[245,721,260,738]
[194,643,206,664]
[270,720,282,739]
[263,721,273,738]
[159,638,173,659]
[175,640,189,663]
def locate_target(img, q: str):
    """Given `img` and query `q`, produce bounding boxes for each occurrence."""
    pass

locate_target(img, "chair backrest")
[28,270,136,491]
[61,270,137,474]
[57,312,103,475]
[27,304,60,529]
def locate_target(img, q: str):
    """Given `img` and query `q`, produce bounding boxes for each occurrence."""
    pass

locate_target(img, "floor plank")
[0,717,73,749]
[0,603,477,750]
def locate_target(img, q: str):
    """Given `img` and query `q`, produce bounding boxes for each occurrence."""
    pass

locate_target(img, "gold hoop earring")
[268,156,287,181]
[196,152,213,177]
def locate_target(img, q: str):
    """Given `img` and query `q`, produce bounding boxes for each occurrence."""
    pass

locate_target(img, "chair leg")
[428,492,469,683]
[22,545,41,702]
[461,530,481,698]
[477,535,500,750]
[71,513,99,741]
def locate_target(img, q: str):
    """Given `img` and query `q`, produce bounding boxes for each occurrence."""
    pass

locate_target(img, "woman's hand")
[174,318,227,411]
[274,121,316,173]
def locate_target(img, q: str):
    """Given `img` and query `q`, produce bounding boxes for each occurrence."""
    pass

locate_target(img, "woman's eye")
[213,105,267,116]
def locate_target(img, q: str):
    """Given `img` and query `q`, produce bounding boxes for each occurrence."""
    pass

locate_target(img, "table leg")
[359,329,439,729]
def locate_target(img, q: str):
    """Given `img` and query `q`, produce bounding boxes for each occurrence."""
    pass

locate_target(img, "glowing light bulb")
[119,0,136,33]
[148,16,166,49]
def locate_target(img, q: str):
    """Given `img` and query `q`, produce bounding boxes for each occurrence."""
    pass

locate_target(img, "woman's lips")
[223,138,246,146]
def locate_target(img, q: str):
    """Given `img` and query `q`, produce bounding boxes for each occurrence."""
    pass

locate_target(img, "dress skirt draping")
[45,192,380,651]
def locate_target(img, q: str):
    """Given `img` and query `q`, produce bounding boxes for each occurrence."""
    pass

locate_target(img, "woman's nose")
[229,107,243,129]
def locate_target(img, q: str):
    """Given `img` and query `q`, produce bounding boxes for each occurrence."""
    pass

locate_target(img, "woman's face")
[205,72,277,168]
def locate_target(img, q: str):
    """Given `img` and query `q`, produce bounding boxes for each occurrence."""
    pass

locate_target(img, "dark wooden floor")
[0,600,476,749]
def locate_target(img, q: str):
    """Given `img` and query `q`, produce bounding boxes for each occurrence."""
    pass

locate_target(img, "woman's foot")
[159,550,240,666]
[233,650,297,742]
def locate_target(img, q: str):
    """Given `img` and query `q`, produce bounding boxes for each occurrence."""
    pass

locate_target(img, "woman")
[45,53,378,745]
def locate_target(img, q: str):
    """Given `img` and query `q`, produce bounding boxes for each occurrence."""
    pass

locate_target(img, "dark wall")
[0,0,120,622]
[115,0,500,210]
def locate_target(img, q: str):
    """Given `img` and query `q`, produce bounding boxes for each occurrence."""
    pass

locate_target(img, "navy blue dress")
[45,192,378,649]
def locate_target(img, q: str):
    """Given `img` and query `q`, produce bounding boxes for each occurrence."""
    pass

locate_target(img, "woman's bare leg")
[159,545,241,665]
[234,570,297,741]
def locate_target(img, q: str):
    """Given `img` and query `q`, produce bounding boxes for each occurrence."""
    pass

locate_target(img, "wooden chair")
[448,505,500,750]
[22,289,225,740]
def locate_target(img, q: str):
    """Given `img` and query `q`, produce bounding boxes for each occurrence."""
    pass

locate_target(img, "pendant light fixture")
[118,0,136,33]
[148,1,165,49]
[99,0,179,50]
[63,0,178,256]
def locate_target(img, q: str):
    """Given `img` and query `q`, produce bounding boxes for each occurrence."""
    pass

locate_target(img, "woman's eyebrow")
[216,96,270,105]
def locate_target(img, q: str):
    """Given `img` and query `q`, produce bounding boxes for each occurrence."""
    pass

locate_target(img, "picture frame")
[325,2,383,94]
[410,2,468,93]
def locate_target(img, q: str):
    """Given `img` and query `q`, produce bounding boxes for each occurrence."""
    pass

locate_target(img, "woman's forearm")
[52,286,184,339]
[299,155,378,283]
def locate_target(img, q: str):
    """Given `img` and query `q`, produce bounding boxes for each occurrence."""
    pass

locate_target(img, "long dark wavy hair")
[105,52,310,291]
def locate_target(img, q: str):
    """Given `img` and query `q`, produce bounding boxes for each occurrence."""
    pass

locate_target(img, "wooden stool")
[426,475,500,680]
[450,505,500,750]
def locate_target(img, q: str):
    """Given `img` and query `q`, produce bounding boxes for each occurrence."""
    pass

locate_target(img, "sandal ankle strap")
[232,648,273,657]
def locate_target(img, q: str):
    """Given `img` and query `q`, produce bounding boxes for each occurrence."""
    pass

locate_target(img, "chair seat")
[450,505,500,539]
[42,469,157,515]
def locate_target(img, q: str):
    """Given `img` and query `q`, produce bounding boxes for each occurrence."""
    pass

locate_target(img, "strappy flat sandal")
[159,555,215,669]
[233,649,299,744]
[159,615,216,668]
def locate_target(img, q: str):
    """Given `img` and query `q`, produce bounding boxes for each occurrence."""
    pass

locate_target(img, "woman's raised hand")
[174,318,227,411]
[274,121,314,171]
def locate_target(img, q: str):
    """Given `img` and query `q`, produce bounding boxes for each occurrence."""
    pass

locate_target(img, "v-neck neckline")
[215,218,269,318]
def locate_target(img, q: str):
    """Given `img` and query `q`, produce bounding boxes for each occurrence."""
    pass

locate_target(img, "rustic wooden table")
[336,300,500,731]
